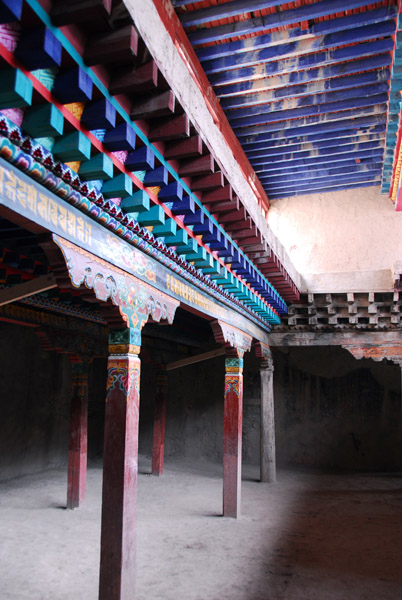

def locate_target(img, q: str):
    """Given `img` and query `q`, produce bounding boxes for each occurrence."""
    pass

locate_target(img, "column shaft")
[99,341,141,600]
[260,360,276,483]
[223,357,243,518]
[152,372,168,476]
[67,361,89,509]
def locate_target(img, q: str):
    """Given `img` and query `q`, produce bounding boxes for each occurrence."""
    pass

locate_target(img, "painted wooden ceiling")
[172,0,401,201]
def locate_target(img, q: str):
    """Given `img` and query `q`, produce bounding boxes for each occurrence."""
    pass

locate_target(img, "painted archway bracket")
[52,234,179,346]
[342,343,402,367]
[255,341,274,371]
[211,319,253,359]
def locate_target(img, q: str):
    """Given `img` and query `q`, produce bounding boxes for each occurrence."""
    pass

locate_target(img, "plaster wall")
[267,186,402,292]
[136,344,402,472]
[138,351,261,465]
[0,322,106,481]
[274,347,402,471]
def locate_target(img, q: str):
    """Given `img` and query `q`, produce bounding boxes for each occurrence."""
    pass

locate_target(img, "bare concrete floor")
[1,458,402,600]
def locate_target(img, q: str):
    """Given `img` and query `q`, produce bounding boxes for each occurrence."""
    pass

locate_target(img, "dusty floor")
[1,458,402,600]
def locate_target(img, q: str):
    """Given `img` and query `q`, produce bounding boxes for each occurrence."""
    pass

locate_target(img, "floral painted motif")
[106,360,141,401]
[224,376,242,397]
[54,235,179,340]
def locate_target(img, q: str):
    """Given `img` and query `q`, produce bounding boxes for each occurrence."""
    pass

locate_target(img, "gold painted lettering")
[5,170,16,202]
[26,184,37,214]
[16,179,27,208]
[38,193,49,222]
[58,205,67,232]
[67,212,76,237]
[49,198,58,227]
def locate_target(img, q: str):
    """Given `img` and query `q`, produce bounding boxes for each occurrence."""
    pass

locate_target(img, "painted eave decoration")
[172,0,402,209]
[0,0,313,332]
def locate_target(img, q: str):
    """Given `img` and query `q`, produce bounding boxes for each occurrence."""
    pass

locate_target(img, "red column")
[223,356,244,518]
[67,360,89,509]
[152,371,168,476]
[99,332,141,600]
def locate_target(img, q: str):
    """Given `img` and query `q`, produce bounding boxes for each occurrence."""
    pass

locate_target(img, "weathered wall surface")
[273,347,402,471]
[138,350,262,466]
[2,320,401,478]
[267,187,402,292]
[0,322,107,481]
[0,322,70,480]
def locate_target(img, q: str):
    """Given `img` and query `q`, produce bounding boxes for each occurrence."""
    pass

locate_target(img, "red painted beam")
[148,113,190,141]
[110,61,158,95]
[191,171,225,190]
[218,207,247,223]
[179,153,215,177]
[84,25,139,66]
[225,218,253,233]
[67,360,89,509]
[99,344,141,600]
[152,371,168,476]
[51,0,112,26]
[164,134,203,159]
[210,197,240,214]
[130,90,176,120]
[203,184,232,203]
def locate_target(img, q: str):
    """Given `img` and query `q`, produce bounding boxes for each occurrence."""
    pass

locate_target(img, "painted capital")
[342,343,402,367]
[211,319,252,358]
[53,235,179,337]
[255,342,274,371]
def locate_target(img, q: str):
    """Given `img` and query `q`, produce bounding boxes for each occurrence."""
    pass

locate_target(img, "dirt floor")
[1,458,402,600]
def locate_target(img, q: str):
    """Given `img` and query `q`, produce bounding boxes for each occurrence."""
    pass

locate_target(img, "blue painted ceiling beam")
[228,83,389,121]
[215,54,392,98]
[255,154,383,175]
[172,0,203,5]
[188,0,378,44]
[265,173,382,193]
[261,165,383,186]
[179,0,284,27]
[209,38,394,87]
[242,113,387,147]
[259,156,381,175]
[203,21,396,75]
[242,124,387,152]
[196,6,398,62]
[249,141,384,165]
[266,172,382,191]
[220,69,390,109]
[245,135,385,159]
[235,105,388,138]
[267,181,380,200]
[231,94,389,130]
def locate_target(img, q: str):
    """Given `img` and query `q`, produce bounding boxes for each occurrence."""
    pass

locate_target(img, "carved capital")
[53,235,179,338]
[211,319,252,359]
[255,341,274,371]
[342,343,402,367]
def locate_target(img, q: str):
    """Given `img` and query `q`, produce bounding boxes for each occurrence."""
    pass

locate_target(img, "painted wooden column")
[260,352,276,483]
[211,320,252,519]
[67,359,90,509]
[152,370,168,476]
[223,354,244,518]
[99,328,141,600]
